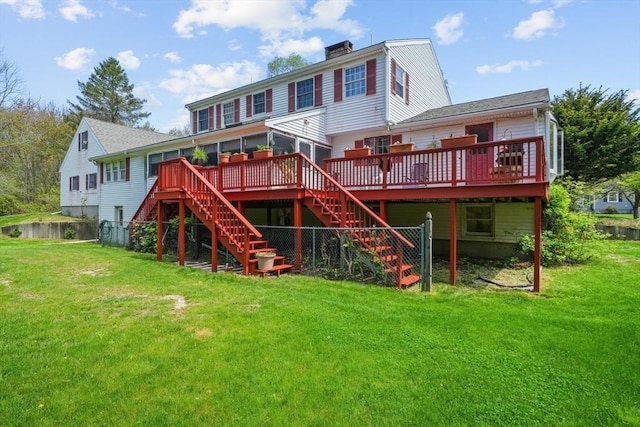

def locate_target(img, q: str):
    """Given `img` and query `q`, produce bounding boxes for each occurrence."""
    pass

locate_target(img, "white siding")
[59,119,106,215]
[98,156,149,224]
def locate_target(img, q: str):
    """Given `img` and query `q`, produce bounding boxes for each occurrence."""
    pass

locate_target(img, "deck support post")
[379,200,387,222]
[156,201,163,261]
[449,199,457,285]
[533,196,542,292]
[211,198,218,272]
[178,199,185,266]
[294,199,303,271]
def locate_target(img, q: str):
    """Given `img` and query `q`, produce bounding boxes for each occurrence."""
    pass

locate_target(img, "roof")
[84,117,170,153]
[400,88,550,124]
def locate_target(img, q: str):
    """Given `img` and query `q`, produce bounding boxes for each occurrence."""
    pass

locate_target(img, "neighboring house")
[59,117,169,219]
[582,189,635,214]
[78,38,563,291]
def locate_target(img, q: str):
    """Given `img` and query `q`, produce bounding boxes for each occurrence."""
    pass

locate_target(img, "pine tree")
[68,57,150,127]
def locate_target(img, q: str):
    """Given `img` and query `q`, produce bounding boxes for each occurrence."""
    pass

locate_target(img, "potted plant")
[230,152,248,162]
[344,146,371,158]
[255,251,276,270]
[191,146,208,166]
[440,134,478,149]
[253,144,273,159]
[389,141,415,153]
[219,152,231,163]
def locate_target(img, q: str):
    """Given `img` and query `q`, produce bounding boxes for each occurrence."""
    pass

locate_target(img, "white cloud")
[476,60,543,74]
[0,0,45,19]
[163,51,181,64]
[259,36,325,59]
[133,82,162,108]
[59,0,93,22]
[628,89,640,105]
[172,0,363,60]
[228,39,242,51]
[513,9,563,40]
[54,47,95,70]
[552,0,573,7]
[159,61,262,103]
[116,50,140,70]
[432,13,464,45]
[109,0,144,16]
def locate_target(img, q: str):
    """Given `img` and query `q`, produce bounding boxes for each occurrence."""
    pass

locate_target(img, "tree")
[552,85,640,183]
[267,53,309,77]
[0,49,23,109]
[617,171,640,219]
[68,57,150,127]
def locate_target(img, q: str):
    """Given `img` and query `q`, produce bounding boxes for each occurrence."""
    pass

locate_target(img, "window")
[253,92,265,115]
[223,102,234,125]
[106,160,126,182]
[70,175,79,191]
[465,205,493,236]
[607,191,619,203]
[79,131,88,150]
[115,206,123,226]
[86,173,97,190]
[198,109,209,132]
[395,65,405,98]
[148,153,163,176]
[364,136,390,154]
[297,78,314,109]
[345,65,365,97]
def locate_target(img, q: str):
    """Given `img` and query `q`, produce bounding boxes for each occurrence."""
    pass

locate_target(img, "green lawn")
[1,237,638,426]
[0,213,83,228]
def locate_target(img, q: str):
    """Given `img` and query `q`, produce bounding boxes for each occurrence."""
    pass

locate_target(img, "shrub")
[604,205,619,214]
[9,227,22,238]
[64,227,76,240]
[516,183,607,266]
[129,221,157,253]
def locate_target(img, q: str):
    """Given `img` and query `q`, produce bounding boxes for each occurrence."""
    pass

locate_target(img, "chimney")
[325,40,353,60]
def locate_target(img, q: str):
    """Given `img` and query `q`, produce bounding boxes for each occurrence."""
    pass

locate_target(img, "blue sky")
[1,0,639,132]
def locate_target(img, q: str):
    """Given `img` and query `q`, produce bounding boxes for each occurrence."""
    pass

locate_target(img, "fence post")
[422,212,433,292]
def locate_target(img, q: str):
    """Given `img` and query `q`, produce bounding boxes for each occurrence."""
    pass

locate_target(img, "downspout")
[384,45,391,125]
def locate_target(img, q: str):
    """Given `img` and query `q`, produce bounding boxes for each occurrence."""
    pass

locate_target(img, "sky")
[1,0,639,133]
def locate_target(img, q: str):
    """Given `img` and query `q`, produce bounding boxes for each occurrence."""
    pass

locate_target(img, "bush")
[129,221,157,253]
[604,205,619,214]
[516,183,607,266]
[9,227,22,238]
[64,227,76,240]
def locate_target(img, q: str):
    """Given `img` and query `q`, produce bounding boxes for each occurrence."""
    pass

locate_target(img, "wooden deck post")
[449,199,457,285]
[294,199,303,271]
[379,200,387,222]
[178,199,185,266]
[211,199,218,272]
[534,196,542,292]
[156,201,163,261]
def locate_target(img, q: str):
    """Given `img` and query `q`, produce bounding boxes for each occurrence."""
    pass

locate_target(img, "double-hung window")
[607,191,619,203]
[80,131,88,150]
[87,173,97,190]
[465,205,493,236]
[223,102,234,125]
[70,175,79,191]
[106,160,126,182]
[198,109,209,132]
[395,65,405,98]
[253,92,265,115]
[345,65,365,97]
[297,78,314,109]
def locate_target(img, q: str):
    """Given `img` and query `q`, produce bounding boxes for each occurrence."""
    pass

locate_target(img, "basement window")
[465,205,493,236]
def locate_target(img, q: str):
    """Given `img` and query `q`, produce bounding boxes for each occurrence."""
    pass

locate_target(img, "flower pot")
[253,149,273,160]
[389,142,415,153]
[345,147,371,158]
[230,153,248,163]
[256,252,276,270]
[219,153,230,163]
[440,135,478,149]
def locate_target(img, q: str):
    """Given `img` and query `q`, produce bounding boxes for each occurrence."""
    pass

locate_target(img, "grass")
[595,213,639,229]
[1,237,639,426]
[0,212,83,228]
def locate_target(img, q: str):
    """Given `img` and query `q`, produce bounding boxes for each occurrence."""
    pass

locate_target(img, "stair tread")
[399,274,421,287]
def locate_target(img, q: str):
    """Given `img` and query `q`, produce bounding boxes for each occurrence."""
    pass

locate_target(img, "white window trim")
[253,91,266,115]
[345,64,365,98]
[198,109,209,133]
[296,77,314,110]
[223,102,234,126]
[607,191,619,203]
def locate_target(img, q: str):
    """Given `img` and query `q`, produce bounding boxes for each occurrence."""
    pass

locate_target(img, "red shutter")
[366,59,376,96]
[208,106,214,130]
[314,74,323,107]
[246,95,252,118]
[266,89,273,113]
[390,59,397,95]
[391,134,403,144]
[334,69,343,102]
[125,158,130,182]
[69,177,72,191]
[216,104,221,129]
[85,174,88,190]
[405,73,410,105]
[233,98,240,123]
[288,83,295,112]
[100,163,104,184]
[192,110,197,134]
[354,139,364,148]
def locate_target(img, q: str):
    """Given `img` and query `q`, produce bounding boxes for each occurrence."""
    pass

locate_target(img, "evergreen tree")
[552,85,640,183]
[68,57,150,127]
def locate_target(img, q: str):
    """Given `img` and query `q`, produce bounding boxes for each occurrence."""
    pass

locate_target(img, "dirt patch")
[194,328,213,338]
[161,294,187,312]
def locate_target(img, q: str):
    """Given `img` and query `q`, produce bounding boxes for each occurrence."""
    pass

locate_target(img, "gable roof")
[84,117,170,153]
[400,88,550,124]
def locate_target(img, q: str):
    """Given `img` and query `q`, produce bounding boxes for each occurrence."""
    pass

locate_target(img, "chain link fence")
[122,218,434,289]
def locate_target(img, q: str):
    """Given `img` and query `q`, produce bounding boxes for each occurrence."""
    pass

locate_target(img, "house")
[582,189,636,214]
[59,117,169,219]
[76,38,562,291]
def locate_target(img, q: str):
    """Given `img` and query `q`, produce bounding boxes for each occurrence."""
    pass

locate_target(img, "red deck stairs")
[132,158,292,277]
